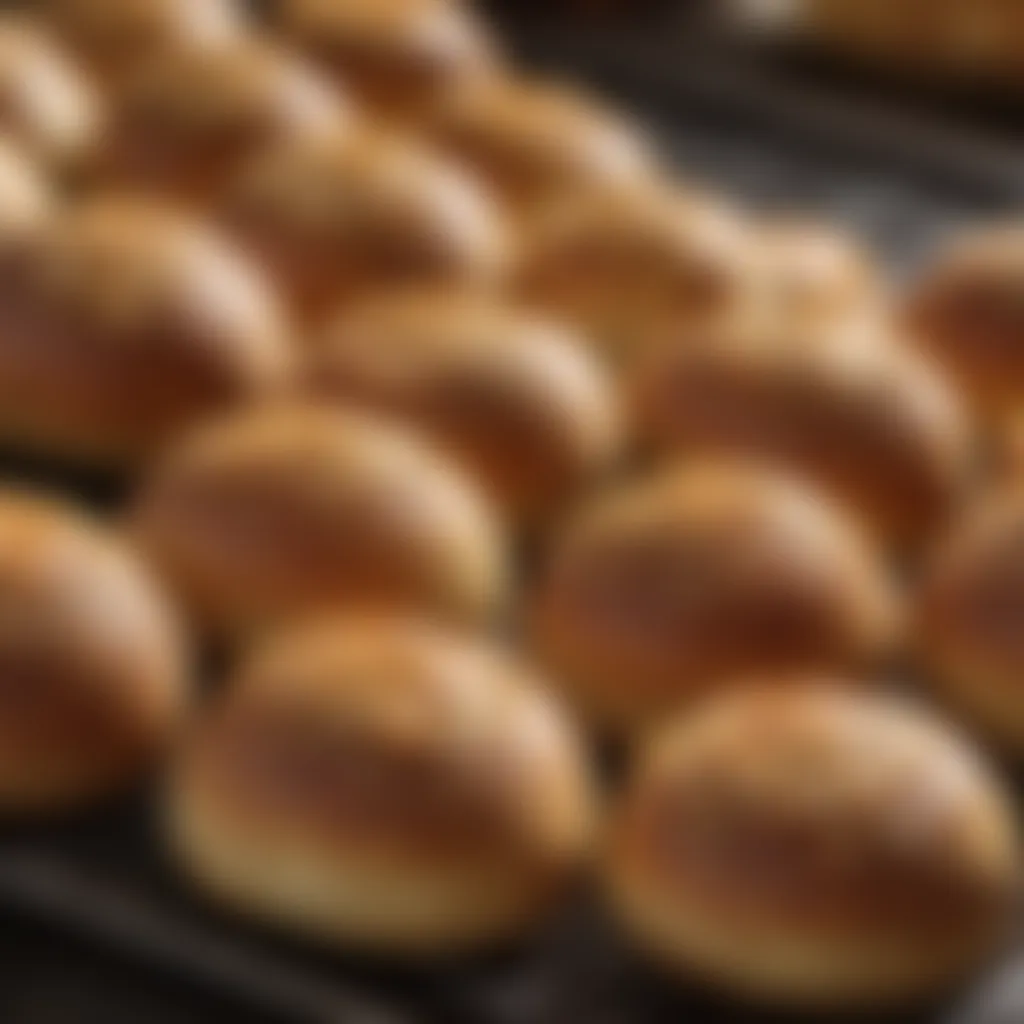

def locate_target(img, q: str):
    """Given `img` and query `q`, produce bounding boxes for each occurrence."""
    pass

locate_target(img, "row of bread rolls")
[0,0,1021,1011]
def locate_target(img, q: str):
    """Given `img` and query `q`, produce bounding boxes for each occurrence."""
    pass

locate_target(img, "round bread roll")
[758,217,880,326]
[0,138,53,237]
[516,186,755,361]
[0,489,186,810]
[0,18,100,169]
[607,682,1020,1007]
[532,463,896,730]
[45,0,241,87]
[430,77,652,213]
[223,131,507,327]
[917,482,1024,751]
[96,40,350,206]
[0,196,292,465]
[275,0,496,121]
[631,320,971,546]
[169,614,593,952]
[905,224,1024,423]
[132,404,506,635]
[306,288,621,527]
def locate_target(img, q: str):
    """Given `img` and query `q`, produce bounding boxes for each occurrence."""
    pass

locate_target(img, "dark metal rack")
[2,20,1024,1024]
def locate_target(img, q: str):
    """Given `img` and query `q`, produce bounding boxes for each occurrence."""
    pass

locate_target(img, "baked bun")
[275,0,496,121]
[758,217,880,325]
[0,490,185,810]
[916,482,1024,751]
[532,463,896,730]
[0,18,100,169]
[516,186,754,360]
[168,614,592,952]
[45,0,241,87]
[631,320,971,546]
[223,131,507,327]
[0,196,291,465]
[306,288,620,527]
[0,138,53,237]
[607,682,1019,1007]
[905,224,1024,423]
[132,404,506,635]
[430,78,652,213]
[96,40,350,207]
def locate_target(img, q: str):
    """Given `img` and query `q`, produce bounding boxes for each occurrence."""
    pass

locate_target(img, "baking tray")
[2,21,1024,1024]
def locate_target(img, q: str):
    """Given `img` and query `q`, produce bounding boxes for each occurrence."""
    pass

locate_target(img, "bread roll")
[532,462,896,730]
[306,288,620,527]
[223,131,507,327]
[0,196,291,465]
[0,138,53,237]
[431,77,652,213]
[0,490,186,810]
[631,320,971,546]
[132,404,506,635]
[516,186,755,361]
[169,614,592,952]
[758,217,880,326]
[96,40,350,206]
[917,482,1024,751]
[607,682,1019,1007]
[275,0,496,121]
[905,224,1024,423]
[0,18,100,169]
[45,0,241,87]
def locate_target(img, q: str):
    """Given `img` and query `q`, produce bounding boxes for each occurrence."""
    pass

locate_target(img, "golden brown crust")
[0,196,293,465]
[757,217,881,326]
[516,186,756,360]
[306,288,620,526]
[132,403,506,636]
[430,77,652,212]
[607,682,1019,1006]
[222,130,507,328]
[905,224,1024,423]
[531,463,896,731]
[275,0,497,121]
[0,138,53,238]
[96,40,351,206]
[631,320,971,546]
[0,17,101,168]
[917,483,1024,751]
[168,614,592,951]
[45,0,242,86]
[0,489,186,810]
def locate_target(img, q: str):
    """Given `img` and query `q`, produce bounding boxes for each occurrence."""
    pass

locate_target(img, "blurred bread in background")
[44,0,243,88]
[169,614,593,952]
[0,17,101,172]
[905,225,1024,426]
[532,461,896,730]
[0,196,292,466]
[762,0,1024,87]
[273,0,497,121]
[306,288,620,528]
[631,318,971,547]
[132,404,506,637]
[430,77,653,214]
[607,682,1020,1006]
[222,130,508,328]
[917,481,1024,752]
[756,217,882,327]
[94,39,350,207]
[0,137,54,236]
[0,490,186,810]
[516,186,756,362]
